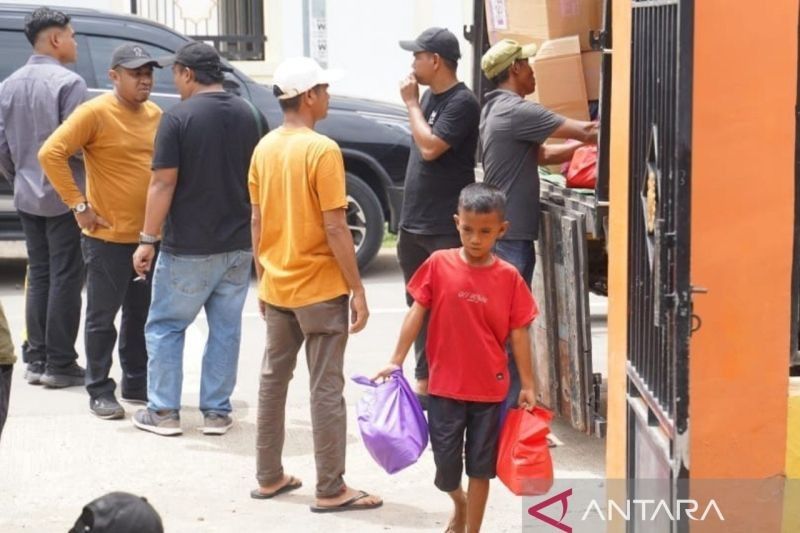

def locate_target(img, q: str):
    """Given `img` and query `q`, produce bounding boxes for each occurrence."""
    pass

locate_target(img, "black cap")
[68,492,163,533]
[160,41,233,73]
[399,27,461,62]
[110,43,164,70]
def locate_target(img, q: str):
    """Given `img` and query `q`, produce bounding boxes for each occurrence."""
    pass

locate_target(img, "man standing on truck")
[39,44,164,420]
[480,39,598,410]
[397,27,480,405]
[0,7,87,389]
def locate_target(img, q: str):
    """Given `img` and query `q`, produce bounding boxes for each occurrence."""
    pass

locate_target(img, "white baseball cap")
[273,57,344,100]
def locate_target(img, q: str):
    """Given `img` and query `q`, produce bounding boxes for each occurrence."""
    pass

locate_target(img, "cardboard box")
[528,35,589,121]
[485,0,602,51]
[581,50,602,100]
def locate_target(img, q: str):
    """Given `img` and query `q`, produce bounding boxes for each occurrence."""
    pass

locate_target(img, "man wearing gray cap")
[397,28,480,404]
[40,43,164,420]
[132,42,267,437]
[479,39,598,411]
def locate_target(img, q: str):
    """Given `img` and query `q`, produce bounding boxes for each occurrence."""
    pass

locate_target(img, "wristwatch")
[72,202,87,214]
[138,232,160,245]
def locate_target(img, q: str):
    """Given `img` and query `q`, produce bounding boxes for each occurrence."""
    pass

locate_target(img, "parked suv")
[0,4,410,269]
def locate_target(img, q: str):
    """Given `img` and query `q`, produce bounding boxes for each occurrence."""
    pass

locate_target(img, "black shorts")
[428,395,503,492]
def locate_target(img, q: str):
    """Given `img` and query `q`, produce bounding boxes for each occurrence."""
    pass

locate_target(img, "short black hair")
[274,84,323,112]
[490,66,512,86]
[24,7,71,46]
[458,182,506,218]
[442,57,458,73]
[176,63,225,86]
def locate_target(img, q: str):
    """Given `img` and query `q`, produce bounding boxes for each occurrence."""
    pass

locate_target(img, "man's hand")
[518,387,537,411]
[132,244,155,277]
[75,205,111,232]
[258,299,267,321]
[399,73,420,107]
[372,363,401,383]
[349,289,369,333]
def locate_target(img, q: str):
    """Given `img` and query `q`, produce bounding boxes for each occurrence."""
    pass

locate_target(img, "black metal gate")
[626,0,693,529]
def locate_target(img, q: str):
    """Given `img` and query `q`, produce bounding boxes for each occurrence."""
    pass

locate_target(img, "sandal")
[309,490,383,513]
[250,476,302,499]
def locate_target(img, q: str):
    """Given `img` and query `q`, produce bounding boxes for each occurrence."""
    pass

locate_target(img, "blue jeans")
[494,239,535,415]
[145,249,251,414]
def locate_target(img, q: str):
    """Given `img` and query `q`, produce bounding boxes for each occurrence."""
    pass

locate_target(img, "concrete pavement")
[0,249,605,532]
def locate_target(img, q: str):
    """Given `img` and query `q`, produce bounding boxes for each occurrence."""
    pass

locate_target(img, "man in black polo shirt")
[397,28,480,401]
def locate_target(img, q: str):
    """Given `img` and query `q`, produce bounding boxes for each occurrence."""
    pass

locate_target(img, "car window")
[86,35,175,94]
[0,30,31,81]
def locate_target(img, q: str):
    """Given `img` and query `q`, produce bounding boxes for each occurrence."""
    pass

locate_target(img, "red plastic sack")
[566,145,598,189]
[496,407,554,496]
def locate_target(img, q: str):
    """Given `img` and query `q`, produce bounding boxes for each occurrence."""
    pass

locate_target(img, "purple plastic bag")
[351,369,429,474]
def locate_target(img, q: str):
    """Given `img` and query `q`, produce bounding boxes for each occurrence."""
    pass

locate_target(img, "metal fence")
[131,0,266,61]
[626,0,692,453]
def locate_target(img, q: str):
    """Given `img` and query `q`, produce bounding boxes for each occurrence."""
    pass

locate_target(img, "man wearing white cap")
[480,39,598,412]
[248,57,382,513]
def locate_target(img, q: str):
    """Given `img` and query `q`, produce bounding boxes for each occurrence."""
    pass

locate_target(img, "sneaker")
[121,389,148,405]
[40,364,85,389]
[89,395,125,420]
[201,412,233,435]
[24,361,45,385]
[133,409,182,436]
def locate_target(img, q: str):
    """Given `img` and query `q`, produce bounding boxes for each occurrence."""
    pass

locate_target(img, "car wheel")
[346,173,384,271]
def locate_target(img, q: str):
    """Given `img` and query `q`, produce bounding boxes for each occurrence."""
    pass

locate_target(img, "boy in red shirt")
[374,182,538,533]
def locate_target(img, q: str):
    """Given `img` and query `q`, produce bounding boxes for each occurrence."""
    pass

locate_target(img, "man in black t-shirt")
[397,28,480,401]
[131,42,267,438]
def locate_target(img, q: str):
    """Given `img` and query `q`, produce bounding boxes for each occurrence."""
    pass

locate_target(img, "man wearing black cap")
[131,42,266,437]
[40,43,164,420]
[397,27,480,402]
[69,492,163,533]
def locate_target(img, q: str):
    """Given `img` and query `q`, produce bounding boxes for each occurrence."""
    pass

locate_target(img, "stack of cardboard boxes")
[485,0,603,121]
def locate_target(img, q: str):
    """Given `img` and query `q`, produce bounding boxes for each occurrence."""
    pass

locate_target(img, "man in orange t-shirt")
[39,44,163,421]
[248,57,382,513]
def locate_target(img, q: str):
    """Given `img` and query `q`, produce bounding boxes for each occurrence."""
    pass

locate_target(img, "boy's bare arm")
[373,302,428,380]
[510,326,537,408]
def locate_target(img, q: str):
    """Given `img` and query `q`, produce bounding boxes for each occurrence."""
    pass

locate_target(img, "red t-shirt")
[407,248,538,402]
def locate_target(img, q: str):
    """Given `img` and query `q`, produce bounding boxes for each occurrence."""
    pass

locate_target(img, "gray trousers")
[256,295,349,499]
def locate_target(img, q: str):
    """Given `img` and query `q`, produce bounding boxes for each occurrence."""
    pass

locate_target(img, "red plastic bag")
[496,407,554,496]
[566,145,598,189]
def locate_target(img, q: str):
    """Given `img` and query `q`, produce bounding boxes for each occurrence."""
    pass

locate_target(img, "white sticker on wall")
[488,0,508,30]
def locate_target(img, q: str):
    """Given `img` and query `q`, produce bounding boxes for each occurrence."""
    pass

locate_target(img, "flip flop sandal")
[250,477,302,499]
[309,490,383,513]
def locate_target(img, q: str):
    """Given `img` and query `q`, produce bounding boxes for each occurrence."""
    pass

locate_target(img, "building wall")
[41,0,475,104]
[605,0,632,481]
[688,0,795,480]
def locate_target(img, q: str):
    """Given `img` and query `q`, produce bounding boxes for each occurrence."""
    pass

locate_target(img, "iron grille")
[627,0,692,440]
[131,0,266,61]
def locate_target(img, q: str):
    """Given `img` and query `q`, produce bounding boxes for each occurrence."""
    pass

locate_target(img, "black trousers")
[18,211,83,373]
[82,236,153,400]
[0,364,11,442]
[396,229,461,381]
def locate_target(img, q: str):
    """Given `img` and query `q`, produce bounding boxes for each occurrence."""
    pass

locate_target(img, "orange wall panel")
[605,0,633,480]
[689,0,796,478]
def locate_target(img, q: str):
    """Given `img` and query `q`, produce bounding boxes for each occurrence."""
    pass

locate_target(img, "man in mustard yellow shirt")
[39,44,163,421]
[248,57,381,513]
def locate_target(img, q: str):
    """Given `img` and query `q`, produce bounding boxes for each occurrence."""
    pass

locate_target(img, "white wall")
[324,0,474,103]
[7,0,128,12]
